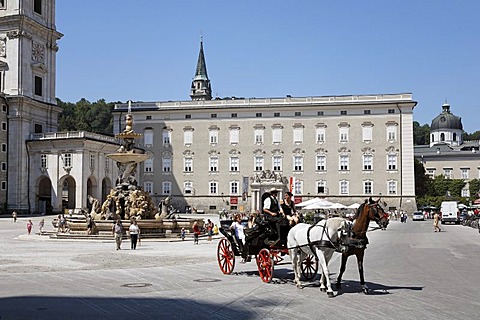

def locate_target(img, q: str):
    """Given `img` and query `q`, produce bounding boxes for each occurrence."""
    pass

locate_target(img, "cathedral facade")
[0,1,118,214]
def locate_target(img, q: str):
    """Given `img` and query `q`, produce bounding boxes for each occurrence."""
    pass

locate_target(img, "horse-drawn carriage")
[216,216,318,283]
[216,198,389,296]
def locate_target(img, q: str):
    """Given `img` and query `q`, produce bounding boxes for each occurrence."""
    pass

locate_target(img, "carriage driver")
[263,187,287,246]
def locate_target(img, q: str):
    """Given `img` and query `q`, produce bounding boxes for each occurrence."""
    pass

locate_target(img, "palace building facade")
[414,102,480,201]
[113,42,418,214]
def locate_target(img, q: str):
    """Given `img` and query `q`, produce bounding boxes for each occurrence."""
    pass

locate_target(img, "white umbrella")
[296,197,326,207]
[303,201,333,210]
[347,203,361,209]
[330,203,347,209]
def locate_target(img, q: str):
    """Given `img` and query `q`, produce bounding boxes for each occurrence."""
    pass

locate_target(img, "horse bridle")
[369,203,387,229]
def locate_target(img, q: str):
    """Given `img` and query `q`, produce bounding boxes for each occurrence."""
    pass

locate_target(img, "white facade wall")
[27,132,119,213]
[114,94,418,214]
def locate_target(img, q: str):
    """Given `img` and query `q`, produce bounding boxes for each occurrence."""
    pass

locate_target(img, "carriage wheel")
[301,254,318,281]
[257,248,274,283]
[217,238,235,275]
[271,250,284,265]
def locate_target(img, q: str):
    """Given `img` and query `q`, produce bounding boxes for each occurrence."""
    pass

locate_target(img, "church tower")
[190,39,212,101]
[429,101,463,147]
[0,0,63,212]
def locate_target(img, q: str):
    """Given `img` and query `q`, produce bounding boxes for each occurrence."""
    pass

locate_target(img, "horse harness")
[289,203,385,259]
[289,221,369,261]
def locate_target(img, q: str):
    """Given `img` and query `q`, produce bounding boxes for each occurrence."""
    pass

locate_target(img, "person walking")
[39,219,45,233]
[112,219,123,250]
[58,214,66,233]
[193,221,200,244]
[433,212,442,232]
[26,219,33,235]
[206,219,214,241]
[12,211,17,222]
[180,227,186,241]
[86,214,93,235]
[128,219,140,250]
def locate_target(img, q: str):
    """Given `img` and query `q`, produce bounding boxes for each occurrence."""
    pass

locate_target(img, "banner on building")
[289,176,295,194]
[242,176,249,201]
[289,176,295,202]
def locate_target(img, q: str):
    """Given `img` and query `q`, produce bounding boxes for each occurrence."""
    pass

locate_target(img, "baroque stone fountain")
[67,103,204,237]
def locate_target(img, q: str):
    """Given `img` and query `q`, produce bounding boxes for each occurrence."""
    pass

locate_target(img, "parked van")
[441,201,459,224]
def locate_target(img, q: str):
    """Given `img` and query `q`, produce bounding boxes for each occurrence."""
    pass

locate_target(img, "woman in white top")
[230,214,245,245]
[128,220,140,250]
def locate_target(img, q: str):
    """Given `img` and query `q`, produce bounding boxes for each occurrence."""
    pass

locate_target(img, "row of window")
[41,153,110,173]
[426,167,476,180]
[144,154,398,173]
[143,179,399,196]
[179,108,396,119]
[144,124,398,146]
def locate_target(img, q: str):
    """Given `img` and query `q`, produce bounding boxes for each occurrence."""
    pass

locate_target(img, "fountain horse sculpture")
[335,197,388,294]
[288,197,387,297]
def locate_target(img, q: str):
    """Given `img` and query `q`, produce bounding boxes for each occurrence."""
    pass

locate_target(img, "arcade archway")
[102,177,112,203]
[61,176,76,210]
[37,177,52,214]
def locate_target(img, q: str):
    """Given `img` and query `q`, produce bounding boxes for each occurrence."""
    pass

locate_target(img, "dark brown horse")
[336,197,388,294]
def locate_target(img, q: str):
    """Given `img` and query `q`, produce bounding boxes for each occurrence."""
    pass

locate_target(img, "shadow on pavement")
[0,296,259,320]
[335,280,424,296]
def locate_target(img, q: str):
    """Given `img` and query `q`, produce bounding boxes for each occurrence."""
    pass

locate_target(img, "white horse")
[288,217,349,297]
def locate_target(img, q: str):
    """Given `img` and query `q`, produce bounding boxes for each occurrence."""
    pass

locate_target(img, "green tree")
[57,99,77,131]
[416,174,467,208]
[414,158,430,197]
[463,131,480,141]
[413,121,430,145]
[469,178,480,200]
[57,98,114,135]
[428,176,465,197]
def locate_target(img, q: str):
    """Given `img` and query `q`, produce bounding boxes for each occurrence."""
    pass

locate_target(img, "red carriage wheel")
[256,248,274,283]
[271,250,285,265]
[217,238,235,274]
[301,254,318,281]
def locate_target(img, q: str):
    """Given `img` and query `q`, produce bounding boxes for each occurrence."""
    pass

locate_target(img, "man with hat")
[262,187,286,246]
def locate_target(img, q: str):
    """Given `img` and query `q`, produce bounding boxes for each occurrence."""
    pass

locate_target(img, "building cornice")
[113,93,416,113]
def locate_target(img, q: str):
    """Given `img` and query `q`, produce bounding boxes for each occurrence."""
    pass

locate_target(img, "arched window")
[440,133,445,142]
[453,133,457,141]
[431,134,434,142]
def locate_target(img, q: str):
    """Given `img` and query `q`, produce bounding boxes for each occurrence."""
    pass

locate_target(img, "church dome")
[430,102,463,131]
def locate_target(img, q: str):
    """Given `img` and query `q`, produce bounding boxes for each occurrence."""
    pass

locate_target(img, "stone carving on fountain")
[97,103,157,221]
[156,195,177,219]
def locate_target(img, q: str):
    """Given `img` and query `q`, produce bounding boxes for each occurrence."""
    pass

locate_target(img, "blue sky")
[56,0,480,133]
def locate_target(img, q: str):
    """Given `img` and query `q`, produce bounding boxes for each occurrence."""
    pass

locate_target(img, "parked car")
[412,211,425,221]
